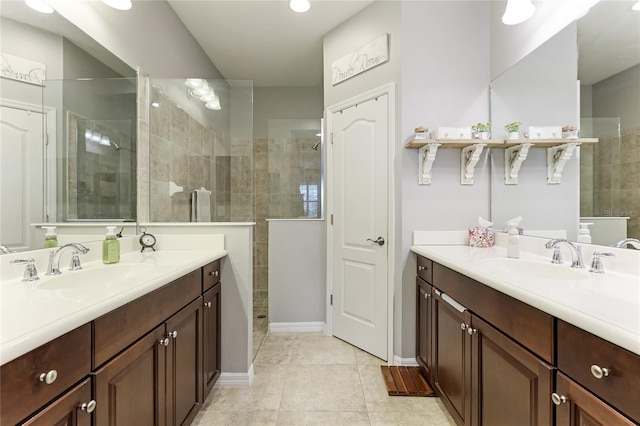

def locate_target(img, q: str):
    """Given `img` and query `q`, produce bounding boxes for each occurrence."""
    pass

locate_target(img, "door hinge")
[331,133,334,144]
[45,133,49,146]
[330,214,333,225]
[330,294,333,306]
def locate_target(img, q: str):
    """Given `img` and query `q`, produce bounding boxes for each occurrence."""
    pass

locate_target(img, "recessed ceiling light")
[25,0,54,14]
[502,0,536,25]
[289,0,310,13]
[632,1,640,11]
[100,0,132,11]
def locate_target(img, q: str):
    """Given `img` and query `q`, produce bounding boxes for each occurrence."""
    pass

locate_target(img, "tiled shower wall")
[253,137,322,320]
[581,125,640,239]
[148,86,231,222]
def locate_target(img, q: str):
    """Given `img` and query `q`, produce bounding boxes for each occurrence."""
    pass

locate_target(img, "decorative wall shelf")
[406,137,598,186]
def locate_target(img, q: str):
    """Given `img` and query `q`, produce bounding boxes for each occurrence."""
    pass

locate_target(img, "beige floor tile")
[280,365,366,412]
[192,409,279,426]
[354,347,387,365]
[276,411,370,425]
[205,365,287,411]
[254,334,298,365]
[368,405,456,425]
[358,365,435,413]
[290,335,357,365]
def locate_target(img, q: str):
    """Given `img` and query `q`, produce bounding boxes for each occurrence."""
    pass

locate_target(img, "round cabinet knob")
[418,265,425,271]
[460,323,467,331]
[209,270,219,277]
[204,301,212,308]
[170,330,178,339]
[39,369,58,385]
[424,293,430,299]
[590,364,610,379]
[551,393,568,405]
[159,338,169,347]
[467,327,478,335]
[79,400,97,413]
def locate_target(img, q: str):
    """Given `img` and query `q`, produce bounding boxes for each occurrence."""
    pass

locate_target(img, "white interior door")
[0,106,44,251]
[331,94,389,360]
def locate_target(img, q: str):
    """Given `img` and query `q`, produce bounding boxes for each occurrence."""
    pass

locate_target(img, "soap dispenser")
[577,222,593,244]
[507,223,520,259]
[102,226,120,264]
[43,226,58,248]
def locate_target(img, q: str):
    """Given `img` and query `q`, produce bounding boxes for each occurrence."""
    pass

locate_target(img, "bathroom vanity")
[0,251,224,426]
[413,243,639,426]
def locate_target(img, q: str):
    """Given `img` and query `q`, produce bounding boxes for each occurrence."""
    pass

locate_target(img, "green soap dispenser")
[43,226,58,248]
[102,226,120,264]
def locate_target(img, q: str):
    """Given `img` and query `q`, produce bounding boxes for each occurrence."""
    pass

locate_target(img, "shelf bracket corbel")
[504,143,533,185]
[547,142,578,184]
[418,142,441,185]
[460,143,486,185]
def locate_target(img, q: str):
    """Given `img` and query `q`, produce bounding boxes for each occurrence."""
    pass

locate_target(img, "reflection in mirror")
[490,0,640,245]
[579,0,640,244]
[44,78,137,223]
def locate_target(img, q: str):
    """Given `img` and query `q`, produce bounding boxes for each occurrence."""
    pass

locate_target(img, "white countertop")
[1,249,227,365]
[411,244,640,356]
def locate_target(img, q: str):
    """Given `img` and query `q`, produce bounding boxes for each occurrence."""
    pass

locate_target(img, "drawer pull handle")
[551,393,568,405]
[79,400,97,413]
[209,270,219,277]
[39,370,57,385]
[159,338,169,347]
[460,323,467,331]
[169,330,178,339]
[418,265,425,271]
[204,301,212,308]
[467,327,478,335]
[590,365,610,379]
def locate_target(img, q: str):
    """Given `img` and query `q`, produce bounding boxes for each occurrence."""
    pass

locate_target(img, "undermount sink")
[480,258,589,281]
[36,263,163,290]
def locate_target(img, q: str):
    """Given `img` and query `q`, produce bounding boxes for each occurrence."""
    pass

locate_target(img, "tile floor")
[193,332,456,425]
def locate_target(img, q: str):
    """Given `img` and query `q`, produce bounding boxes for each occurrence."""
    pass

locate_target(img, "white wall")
[48,0,222,78]
[268,220,326,324]
[399,1,492,358]
[253,86,323,139]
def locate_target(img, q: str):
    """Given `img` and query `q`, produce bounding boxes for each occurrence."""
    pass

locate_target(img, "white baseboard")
[393,355,419,367]
[215,364,254,388]
[268,321,326,333]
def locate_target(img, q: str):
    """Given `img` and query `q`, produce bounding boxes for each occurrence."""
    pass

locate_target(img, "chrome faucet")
[0,245,13,254]
[46,243,90,276]
[615,238,640,250]
[545,238,585,268]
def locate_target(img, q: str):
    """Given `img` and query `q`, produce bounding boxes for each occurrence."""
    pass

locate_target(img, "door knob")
[366,237,385,246]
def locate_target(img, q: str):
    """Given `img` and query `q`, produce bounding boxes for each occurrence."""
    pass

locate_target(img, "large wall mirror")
[490,0,640,245]
[1,2,136,252]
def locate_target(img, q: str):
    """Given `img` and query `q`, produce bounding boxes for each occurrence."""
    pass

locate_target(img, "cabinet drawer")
[93,269,201,368]
[202,259,221,292]
[417,256,433,284]
[22,378,93,426]
[1,323,91,426]
[557,320,640,423]
[433,262,554,363]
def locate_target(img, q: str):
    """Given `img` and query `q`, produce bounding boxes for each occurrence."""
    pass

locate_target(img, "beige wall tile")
[171,104,189,149]
[150,135,171,182]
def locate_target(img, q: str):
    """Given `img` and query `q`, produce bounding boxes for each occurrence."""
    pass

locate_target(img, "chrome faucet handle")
[551,247,562,264]
[10,258,39,282]
[590,252,615,274]
[69,250,83,271]
[572,245,585,269]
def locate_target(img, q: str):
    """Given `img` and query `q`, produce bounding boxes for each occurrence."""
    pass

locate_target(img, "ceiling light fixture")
[100,0,132,11]
[205,96,221,111]
[632,1,640,11]
[289,0,310,13]
[502,0,536,25]
[185,79,222,111]
[25,0,54,14]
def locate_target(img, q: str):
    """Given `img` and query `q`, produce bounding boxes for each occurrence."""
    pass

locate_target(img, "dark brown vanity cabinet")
[415,276,434,384]
[21,379,94,426]
[202,282,221,398]
[417,255,554,426]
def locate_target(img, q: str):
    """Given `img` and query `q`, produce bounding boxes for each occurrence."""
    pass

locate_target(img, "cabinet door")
[94,325,166,426]
[22,379,94,426]
[433,290,472,426]
[554,372,636,426]
[471,315,553,426]
[203,283,221,399]
[166,297,204,426]
[416,277,433,383]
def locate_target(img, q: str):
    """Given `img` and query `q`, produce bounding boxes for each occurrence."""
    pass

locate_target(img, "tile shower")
[147,79,323,357]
